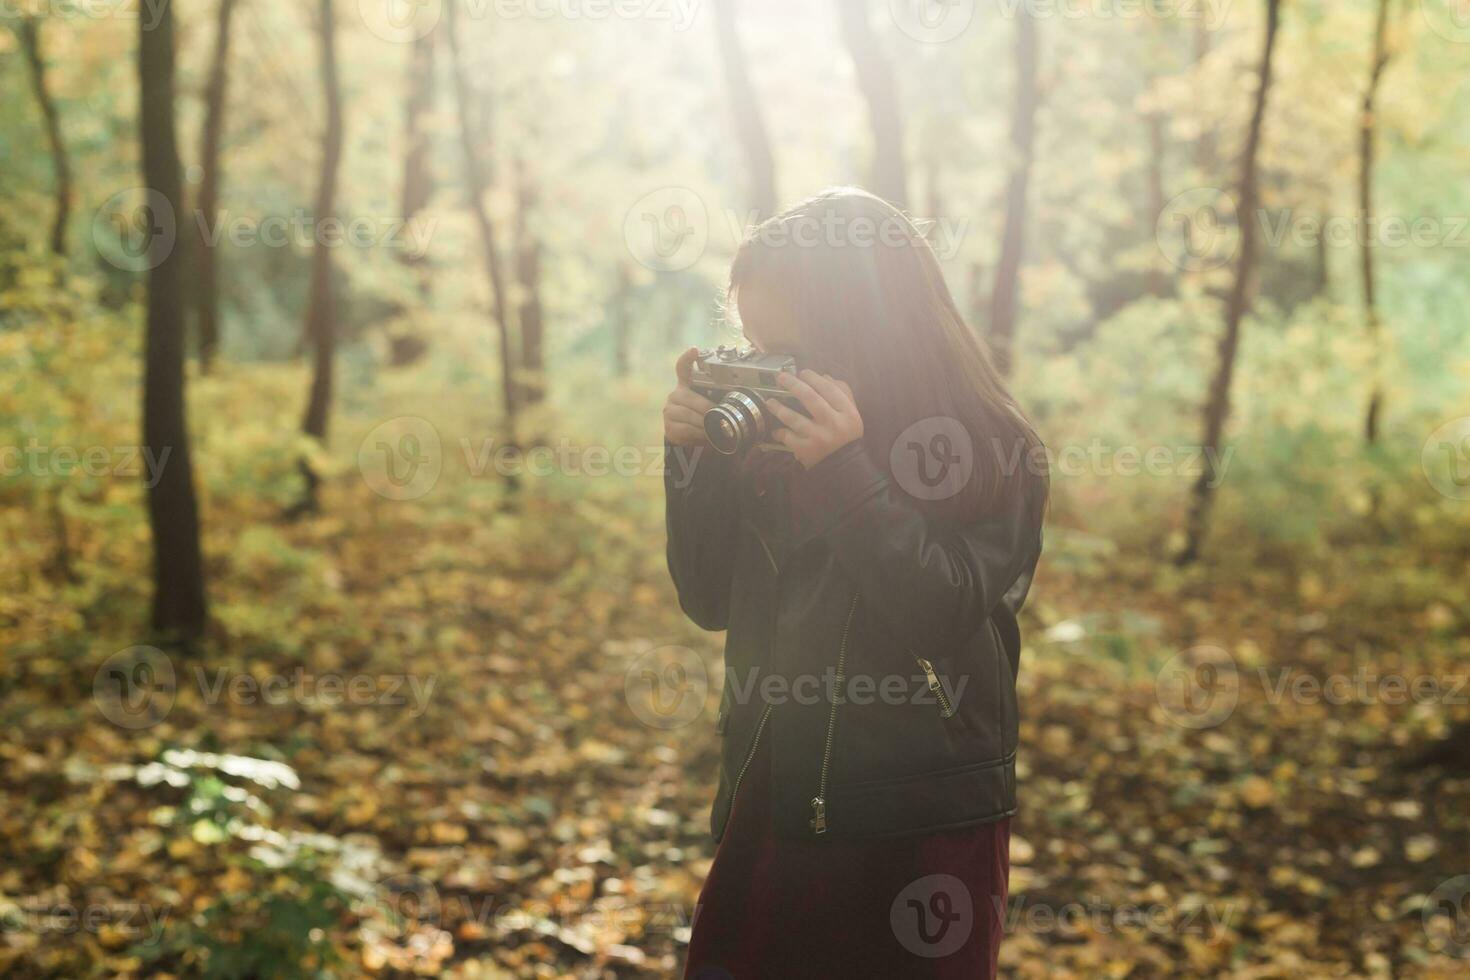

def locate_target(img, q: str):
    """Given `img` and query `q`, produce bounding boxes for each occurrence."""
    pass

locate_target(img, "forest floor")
[1,462,1468,979]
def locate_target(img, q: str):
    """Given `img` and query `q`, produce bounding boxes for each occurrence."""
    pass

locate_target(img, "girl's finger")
[665,404,705,429]
[776,371,837,421]
[669,386,716,413]
[773,427,809,449]
[768,399,816,436]
[803,371,854,414]
[667,423,705,445]
[674,347,700,385]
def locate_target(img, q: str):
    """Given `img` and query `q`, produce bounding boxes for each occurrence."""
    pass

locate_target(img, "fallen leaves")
[1238,775,1275,809]
[2,404,1468,979]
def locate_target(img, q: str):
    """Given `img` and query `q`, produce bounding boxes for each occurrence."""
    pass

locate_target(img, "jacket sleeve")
[664,443,742,631]
[801,441,1043,658]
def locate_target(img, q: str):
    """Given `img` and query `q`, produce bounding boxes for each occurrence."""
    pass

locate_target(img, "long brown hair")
[728,187,1047,522]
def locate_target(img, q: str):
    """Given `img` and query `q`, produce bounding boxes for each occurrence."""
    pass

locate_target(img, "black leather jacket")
[666,440,1045,841]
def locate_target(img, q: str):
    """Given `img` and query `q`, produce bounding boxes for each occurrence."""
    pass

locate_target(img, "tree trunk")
[195,0,239,372]
[1314,209,1330,297]
[988,6,1039,377]
[836,0,906,207]
[297,0,345,510]
[1145,102,1168,298]
[1406,720,1470,773]
[1193,18,1218,180]
[1360,0,1393,445]
[612,263,632,378]
[924,147,942,224]
[17,16,72,258]
[139,3,208,635]
[713,0,777,219]
[1179,0,1283,566]
[47,484,76,584]
[513,157,546,406]
[401,27,436,285]
[391,23,437,367]
[967,260,987,334]
[447,0,518,443]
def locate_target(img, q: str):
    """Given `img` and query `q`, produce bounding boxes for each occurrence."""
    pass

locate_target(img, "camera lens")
[704,390,768,455]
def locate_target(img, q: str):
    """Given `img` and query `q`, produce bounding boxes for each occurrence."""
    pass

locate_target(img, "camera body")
[689,345,803,455]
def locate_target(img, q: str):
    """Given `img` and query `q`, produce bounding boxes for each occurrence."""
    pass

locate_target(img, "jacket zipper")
[811,592,860,835]
[745,519,781,576]
[915,657,956,719]
[720,519,780,832]
[722,702,772,828]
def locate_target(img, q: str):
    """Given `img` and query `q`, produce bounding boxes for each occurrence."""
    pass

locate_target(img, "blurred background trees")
[2,0,1469,974]
[1,0,1465,743]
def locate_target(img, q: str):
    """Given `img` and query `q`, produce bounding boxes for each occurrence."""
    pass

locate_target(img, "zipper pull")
[810,796,827,834]
[918,658,943,694]
[917,657,956,718]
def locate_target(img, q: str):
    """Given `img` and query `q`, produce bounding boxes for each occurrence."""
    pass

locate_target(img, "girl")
[663,188,1047,979]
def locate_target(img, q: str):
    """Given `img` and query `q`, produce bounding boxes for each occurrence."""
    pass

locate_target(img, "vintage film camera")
[688,345,804,455]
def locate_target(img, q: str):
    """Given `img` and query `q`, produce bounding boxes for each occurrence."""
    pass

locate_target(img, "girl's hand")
[770,370,864,468]
[664,347,716,447]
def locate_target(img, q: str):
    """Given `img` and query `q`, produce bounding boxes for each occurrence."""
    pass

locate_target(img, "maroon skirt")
[683,735,1010,980]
